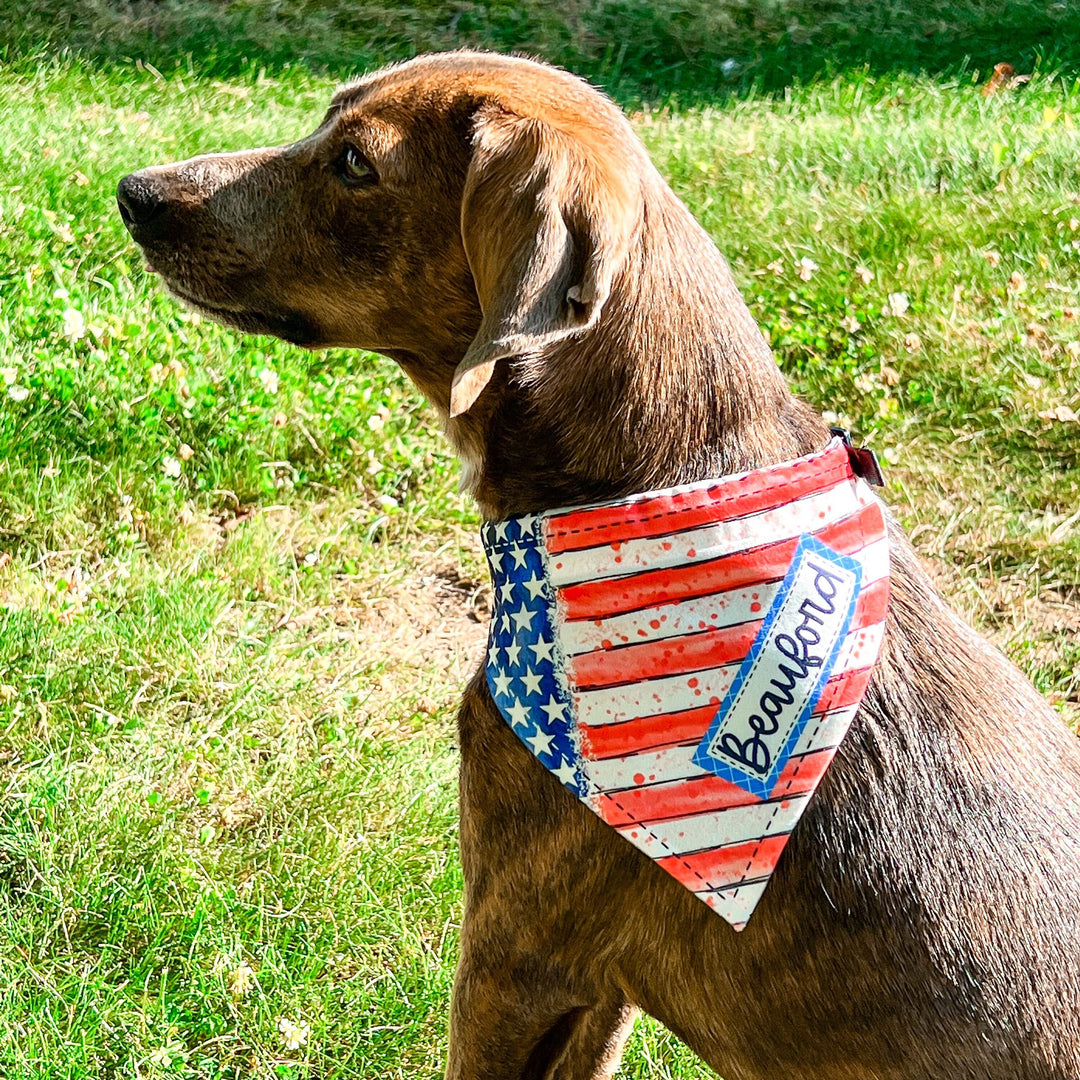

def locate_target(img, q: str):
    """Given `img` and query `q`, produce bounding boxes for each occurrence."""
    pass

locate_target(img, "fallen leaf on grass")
[981,62,1031,96]
[981,62,1013,96]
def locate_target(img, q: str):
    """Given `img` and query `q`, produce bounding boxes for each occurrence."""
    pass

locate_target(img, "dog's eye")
[335,145,377,187]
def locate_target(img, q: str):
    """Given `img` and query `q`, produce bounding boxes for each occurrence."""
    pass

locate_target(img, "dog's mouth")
[163,283,323,348]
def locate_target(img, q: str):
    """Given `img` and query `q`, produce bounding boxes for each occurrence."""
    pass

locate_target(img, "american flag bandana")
[482,437,890,930]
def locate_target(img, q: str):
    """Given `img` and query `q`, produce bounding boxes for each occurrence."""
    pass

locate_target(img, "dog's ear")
[451,104,640,417]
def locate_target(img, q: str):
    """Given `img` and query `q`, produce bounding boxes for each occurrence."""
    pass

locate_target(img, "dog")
[117,51,1080,1080]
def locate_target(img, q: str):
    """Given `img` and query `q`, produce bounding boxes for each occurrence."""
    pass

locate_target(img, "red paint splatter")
[601,639,612,650]
[750,602,762,613]
[633,773,645,785]
[688,678,699,688]
[649,618,661,629]
[686,548,697,558]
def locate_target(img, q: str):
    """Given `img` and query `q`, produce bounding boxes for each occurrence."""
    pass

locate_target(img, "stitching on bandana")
[596,789,724,893]
[727,716,828,900]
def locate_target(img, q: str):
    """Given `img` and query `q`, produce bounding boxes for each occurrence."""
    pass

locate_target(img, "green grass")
[1,5,1079,1077]
[4,0,1080,102]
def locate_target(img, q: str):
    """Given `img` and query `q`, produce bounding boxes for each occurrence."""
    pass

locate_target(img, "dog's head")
[118,52,647,417]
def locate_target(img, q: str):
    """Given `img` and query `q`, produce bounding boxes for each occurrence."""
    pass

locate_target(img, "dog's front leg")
[545,999,637,1080]
[445,944,635,1080]
[447,678,637,1080]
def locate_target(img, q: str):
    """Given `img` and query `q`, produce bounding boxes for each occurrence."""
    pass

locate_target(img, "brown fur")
[118,51,1080,1080]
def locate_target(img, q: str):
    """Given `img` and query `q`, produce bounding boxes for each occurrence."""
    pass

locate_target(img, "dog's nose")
[116,172,171,238]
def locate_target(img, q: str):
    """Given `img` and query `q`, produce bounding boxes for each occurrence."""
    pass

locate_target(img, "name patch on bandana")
[693,537,861,800]
[482,438,890,931]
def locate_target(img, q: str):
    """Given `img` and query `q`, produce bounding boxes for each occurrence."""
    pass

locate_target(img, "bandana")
[482,438,890,930]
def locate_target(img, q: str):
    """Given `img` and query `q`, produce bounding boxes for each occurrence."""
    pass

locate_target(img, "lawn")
[1,3,1078,1077]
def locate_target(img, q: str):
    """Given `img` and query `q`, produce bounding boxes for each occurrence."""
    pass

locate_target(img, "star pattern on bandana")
[484,516,585,796]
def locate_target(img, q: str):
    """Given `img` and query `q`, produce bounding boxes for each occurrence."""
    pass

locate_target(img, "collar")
[482,437,890,930]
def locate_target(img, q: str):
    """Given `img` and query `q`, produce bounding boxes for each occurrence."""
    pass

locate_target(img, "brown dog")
[117,51,1080,1080]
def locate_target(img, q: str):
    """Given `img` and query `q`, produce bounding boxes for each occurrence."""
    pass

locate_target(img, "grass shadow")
[3,0,1079,102]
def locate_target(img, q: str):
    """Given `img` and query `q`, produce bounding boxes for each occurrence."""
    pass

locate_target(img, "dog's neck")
[448,184,830,521]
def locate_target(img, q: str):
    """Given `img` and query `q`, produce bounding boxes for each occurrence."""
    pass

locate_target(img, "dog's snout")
[116,172,171,238]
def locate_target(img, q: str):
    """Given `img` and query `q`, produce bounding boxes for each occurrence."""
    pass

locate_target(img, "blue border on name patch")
[691,535,862,800]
